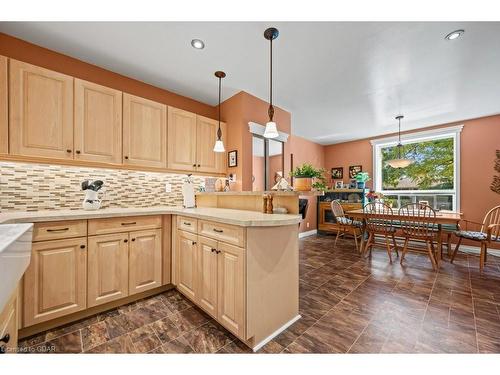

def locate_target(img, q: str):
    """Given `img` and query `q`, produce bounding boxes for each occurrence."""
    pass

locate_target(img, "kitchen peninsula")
[0,206,301,352]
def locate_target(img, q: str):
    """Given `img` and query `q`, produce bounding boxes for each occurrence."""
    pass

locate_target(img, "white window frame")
[370,125,463,212]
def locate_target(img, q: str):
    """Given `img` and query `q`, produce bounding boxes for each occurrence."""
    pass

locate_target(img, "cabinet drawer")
[33,220,87,242]
[198,220,245,247]
[177,216,198,234]
[88,215,162,236]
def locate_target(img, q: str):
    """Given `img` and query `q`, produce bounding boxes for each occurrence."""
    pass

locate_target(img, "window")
[371,125,462,211]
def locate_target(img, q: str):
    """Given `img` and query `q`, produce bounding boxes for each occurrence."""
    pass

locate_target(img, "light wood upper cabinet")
[123,94,167,168]
[217,242,245,338]
[9,59,74,159]
[197,236,218,318]
[167,107,197,171]
[87,233,129,308]
[176,229,198,302]
[196,115,226,174]
[74,79,122,164]
[129,229,162,295]
[24,237,87,326]
[0,56,7,154]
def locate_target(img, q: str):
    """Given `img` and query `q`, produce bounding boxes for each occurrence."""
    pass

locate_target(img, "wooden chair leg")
[484,245,487,263]
[480,243,486,273]
[365,232,373,258]
[447,233,452,257]
[334,226,341,248]
[352,227,359,252]
[400,238,409,265]
[427,241,438,271]
[391,234,399,257]
[385,235,393,263]
[430,240,439,269]
[450,237,462,263]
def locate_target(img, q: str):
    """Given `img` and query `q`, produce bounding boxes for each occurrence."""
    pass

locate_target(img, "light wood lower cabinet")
[174,218,246,339]
[24,237,87,326]
[0,288,18,354]
[129,229,162,295]
[197,236,218,318]
[87,233,129,308]
[217,242,245,338]
[176,230,198,301]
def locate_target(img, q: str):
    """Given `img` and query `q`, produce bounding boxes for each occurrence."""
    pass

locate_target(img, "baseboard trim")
[299,229,317,238]
[251,314,301,352]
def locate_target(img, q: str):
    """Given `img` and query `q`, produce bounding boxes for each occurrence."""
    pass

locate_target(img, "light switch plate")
[165,182,172,193]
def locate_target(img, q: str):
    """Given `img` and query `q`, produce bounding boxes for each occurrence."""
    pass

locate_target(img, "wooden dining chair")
[331,200,363,252]
[399,203,438,270]
[450,205,500,272]
[363,202,399,263]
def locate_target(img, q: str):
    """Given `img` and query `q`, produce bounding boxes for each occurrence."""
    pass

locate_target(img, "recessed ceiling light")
[445,29,465,41]
[191,39,205,49]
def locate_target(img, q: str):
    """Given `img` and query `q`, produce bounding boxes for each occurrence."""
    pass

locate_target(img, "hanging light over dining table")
[263,27,280,139]
[386,115,414,168]
[213,71,226,153]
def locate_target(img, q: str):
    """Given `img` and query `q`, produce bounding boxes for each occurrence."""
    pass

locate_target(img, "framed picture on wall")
[331,167,343,180]
[228,150,238,167]
[349,165,362,179]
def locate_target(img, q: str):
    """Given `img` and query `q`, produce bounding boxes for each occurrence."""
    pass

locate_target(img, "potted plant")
[355,172,371,189]
[290,163,325,191]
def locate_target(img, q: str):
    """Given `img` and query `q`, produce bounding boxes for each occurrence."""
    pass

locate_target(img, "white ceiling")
[2,22,500,144]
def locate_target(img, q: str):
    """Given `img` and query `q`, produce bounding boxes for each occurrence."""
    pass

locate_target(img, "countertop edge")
[0,207,301,227]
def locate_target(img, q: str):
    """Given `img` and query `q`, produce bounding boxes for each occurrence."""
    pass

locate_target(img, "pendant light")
[386,115,413,168]
[263,27,279,139]
[213,71,226,153]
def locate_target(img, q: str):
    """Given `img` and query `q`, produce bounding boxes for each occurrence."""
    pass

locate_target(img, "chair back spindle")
[331,200,346,222]
[363,202,394,234]
[398,203,437,238]
[482,205,500,240]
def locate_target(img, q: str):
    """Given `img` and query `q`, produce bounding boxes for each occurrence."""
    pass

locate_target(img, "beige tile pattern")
[0,161,208,212]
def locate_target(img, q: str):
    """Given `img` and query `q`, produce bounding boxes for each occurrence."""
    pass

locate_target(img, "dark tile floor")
[18,234,500,353]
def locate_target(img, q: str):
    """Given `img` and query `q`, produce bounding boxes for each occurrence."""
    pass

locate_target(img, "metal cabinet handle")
[46,228,69,232]
[66,149,72,153]
[183,222,191,226]
[76,150,81,154]
[213,228,224,233]
[124,239,128,243]
[211,248,217,252]
[121,222,137,226]
[80,245,86,249]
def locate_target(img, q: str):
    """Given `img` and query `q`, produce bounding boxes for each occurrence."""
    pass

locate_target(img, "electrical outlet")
[165,182,172,193]
[306,222,310,228]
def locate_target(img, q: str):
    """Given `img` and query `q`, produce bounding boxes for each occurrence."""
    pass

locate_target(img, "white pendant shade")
[263,121,279,138]
[386,158,413,168]
[213,140,225,153]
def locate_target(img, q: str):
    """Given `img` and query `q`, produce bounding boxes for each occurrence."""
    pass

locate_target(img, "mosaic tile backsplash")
[0,161,207,212]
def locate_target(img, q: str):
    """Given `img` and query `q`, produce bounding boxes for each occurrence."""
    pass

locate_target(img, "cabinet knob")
[80,245,86,249]
[216,250,221,254]
[0,333,10,344]
[131,238,136,241]
[125,156,129,160]
[124,239,128,243]
[192,241,197,245]
[76,150,81,154]
[197,164,201,167]
[192,164,196,167]
[211,248,217,253]
[66,149,72,153]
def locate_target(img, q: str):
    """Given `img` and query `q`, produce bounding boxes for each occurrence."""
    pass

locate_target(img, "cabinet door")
[217,242,246,339]
[196,115,226,174]
[87,233,129,307]
[0,289,18,354]
[167,107,197,171]
[0,55,7,154]
[123,93,167,168]
[24,238,87,326]
[9,59,73,159]
[197,236,218,318]
[176,230,198,301]
[74,79,122,164]
[129,229,162,295]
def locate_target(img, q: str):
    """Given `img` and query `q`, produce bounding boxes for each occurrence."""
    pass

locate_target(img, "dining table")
[346,208,463,266]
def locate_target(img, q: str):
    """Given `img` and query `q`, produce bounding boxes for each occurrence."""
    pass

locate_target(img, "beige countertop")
[196,190,324,196]
[0,206,301,227]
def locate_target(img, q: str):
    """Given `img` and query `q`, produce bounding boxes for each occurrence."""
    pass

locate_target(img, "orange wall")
[324,115,500,247]
[0,33,217,119]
